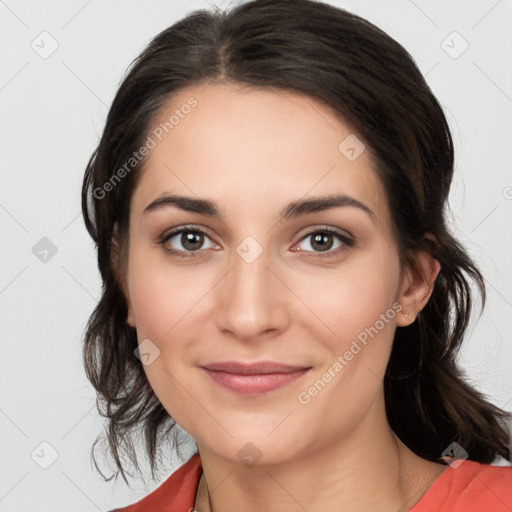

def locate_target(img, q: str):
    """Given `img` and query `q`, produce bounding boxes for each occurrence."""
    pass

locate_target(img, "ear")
[396,235,440,327]
[111,228,136,328]
[120,276,137,329]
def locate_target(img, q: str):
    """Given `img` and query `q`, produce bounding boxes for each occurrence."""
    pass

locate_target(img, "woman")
[81,0,512,510]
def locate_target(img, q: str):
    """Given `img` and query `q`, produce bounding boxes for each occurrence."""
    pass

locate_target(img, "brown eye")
[295,228,354,256]
[180,231,205,251]
[310,233,334,251]
[160,227,218,255]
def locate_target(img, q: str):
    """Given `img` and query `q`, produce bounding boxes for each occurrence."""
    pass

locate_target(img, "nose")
[215,244,291,342]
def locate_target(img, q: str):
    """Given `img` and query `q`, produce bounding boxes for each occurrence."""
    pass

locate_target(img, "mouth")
[200,361,312,395]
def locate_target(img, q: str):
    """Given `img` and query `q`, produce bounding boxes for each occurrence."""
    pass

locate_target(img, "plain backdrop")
[1,0,511,510]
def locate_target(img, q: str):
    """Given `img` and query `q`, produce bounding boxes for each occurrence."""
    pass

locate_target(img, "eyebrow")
[144,193,375,223]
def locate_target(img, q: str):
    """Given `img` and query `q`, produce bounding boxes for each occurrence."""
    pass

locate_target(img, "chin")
[191,418,314,468]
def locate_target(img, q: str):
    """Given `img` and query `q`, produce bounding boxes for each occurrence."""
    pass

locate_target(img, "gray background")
[1,0,511,510]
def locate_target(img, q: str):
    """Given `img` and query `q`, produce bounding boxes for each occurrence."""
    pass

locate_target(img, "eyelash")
[158,225,354,258]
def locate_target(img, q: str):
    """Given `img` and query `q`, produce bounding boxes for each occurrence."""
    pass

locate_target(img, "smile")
[200,361,312,395]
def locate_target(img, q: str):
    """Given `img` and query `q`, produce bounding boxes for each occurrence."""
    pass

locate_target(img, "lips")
[201,361,309,374]
[200,361,311,394]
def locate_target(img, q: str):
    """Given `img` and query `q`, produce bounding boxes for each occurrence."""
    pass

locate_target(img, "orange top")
[111,453,512,511]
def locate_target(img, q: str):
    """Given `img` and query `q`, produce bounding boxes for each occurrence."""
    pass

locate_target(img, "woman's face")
[121,82,412,465]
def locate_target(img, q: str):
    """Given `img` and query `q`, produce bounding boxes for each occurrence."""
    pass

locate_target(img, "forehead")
[131,82,389,226]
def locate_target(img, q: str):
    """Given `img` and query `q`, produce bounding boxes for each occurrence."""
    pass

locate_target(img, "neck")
[194,397,445,512]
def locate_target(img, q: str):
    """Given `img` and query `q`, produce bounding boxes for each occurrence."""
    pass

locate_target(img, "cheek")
[299,242,402,348]
[127,247,210,341]
[292,254,401,442]
[335,249,402,379]
[128,274,179,340]
[126,265,200,424]
[125,249,217,414]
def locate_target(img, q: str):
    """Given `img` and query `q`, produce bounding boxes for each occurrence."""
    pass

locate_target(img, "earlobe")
[118,275,136,328]
[126,301,136,328]
[110,228,136,328]
[397,248,440,326]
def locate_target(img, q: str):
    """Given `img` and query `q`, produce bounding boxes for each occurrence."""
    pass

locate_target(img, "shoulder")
[411,460,512,511]
[109,453,203,512]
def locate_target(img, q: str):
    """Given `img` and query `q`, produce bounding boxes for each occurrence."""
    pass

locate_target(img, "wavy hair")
[81,0,511,484]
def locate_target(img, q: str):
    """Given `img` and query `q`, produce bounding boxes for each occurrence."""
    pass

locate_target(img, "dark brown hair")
[81,0,511,484]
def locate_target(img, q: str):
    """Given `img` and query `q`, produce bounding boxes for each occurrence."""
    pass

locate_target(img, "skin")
[118,82,445,512]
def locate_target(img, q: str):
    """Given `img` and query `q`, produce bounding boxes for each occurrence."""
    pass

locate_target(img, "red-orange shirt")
[111,453,512,511]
